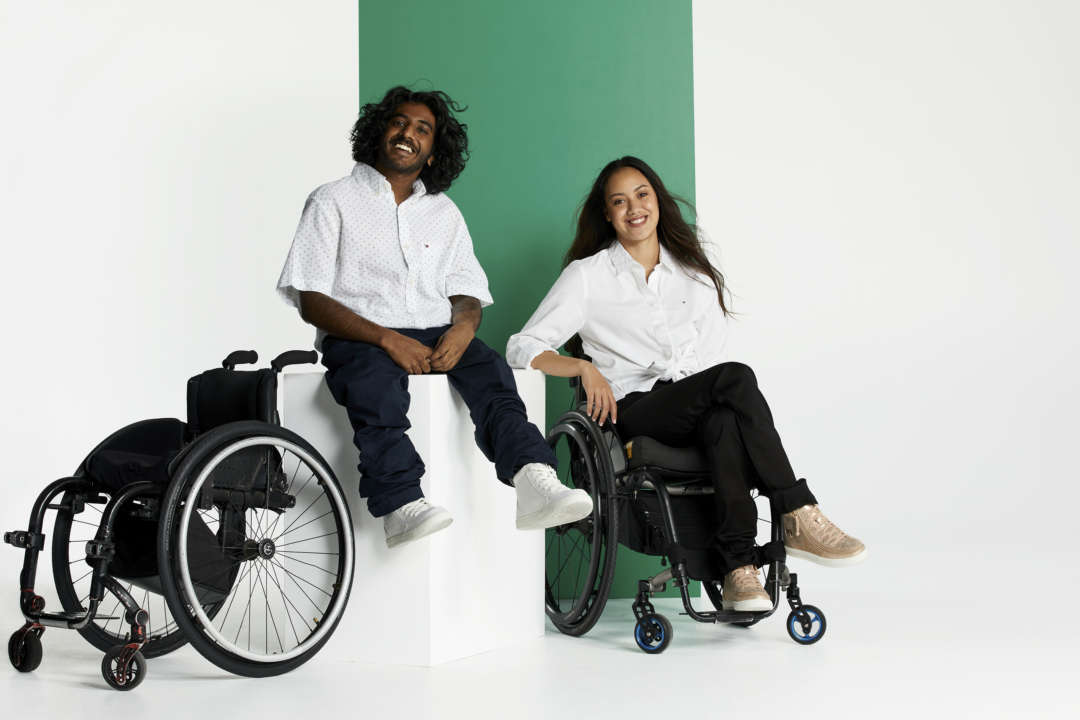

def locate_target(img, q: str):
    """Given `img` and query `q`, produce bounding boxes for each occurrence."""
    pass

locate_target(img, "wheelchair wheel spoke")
[276,551,337,576]
[274,509,332,542]
[550,532,586,591]
[273,491,328,542]
[270,558,328,614]
[277,531,337,548]
[255,560,283,654]
[216,561,255,632]
[263,560,305,646]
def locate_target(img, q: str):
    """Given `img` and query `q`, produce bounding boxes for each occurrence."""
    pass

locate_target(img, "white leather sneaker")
[512,463,593,530]
[383,498,453,548]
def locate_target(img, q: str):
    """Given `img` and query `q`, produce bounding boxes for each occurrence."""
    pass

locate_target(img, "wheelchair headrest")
[186,367,276,436]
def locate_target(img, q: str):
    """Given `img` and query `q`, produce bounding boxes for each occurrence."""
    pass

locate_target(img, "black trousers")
[617,362,816,570]
[321,327,557,517]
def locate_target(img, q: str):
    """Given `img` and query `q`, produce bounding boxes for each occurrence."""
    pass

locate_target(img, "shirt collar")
[607,241,673,276]
[351,162,427,200]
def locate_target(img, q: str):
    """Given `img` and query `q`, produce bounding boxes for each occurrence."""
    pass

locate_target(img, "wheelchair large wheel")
[51,490,195,658]
[544,411,619,637]
[157,421,354,677]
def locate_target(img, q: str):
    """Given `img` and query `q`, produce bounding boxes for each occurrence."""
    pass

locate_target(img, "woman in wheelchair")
[507,156,865,635]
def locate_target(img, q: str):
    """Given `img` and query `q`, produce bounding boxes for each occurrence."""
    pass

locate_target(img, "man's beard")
[379,138,430,174]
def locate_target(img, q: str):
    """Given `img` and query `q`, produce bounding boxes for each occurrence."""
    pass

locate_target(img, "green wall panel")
[357,0,695,598]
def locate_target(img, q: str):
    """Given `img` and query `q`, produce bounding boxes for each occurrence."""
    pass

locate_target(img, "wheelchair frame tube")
[87,481,163,610]
[651,478,787,625]
[14,477,94,618]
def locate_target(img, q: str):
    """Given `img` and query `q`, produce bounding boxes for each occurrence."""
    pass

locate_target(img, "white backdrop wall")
[0,0,356,530]
[693,0,1079,551]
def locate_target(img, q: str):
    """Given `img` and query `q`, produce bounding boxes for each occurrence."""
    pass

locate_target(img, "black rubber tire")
[634,613,673,654]
[101,645,146,690]
[51,490,192,659]
[786,604,827,645]
[156,421,353,677]
[544,411,619,637]
[8,629,43,672]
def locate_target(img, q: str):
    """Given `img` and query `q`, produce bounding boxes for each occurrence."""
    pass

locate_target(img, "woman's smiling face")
[604,166,659,246]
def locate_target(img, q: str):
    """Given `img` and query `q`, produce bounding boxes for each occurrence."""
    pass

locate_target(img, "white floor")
[2,542,1075,719]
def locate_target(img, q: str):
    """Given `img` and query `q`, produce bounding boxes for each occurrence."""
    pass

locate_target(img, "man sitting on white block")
[276,85,592,547]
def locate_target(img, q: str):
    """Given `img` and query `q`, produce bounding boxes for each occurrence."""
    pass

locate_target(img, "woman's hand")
[579,361,617,426]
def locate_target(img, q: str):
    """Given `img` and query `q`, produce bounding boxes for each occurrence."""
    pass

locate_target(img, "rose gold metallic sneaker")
[783,504,867,567]
[721,565,772,612]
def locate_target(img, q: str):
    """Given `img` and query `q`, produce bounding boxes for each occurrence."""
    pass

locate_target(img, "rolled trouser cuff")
[769,478,817,515]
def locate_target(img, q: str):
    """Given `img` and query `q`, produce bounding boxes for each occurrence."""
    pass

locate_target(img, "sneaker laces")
[730,565,762,592]
[400,498,434,521]
[525,465,565,497]
[792,505,848,545]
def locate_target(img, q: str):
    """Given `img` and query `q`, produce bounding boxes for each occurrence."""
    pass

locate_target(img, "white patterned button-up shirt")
[507,242,728,401]
[277,163,493,348]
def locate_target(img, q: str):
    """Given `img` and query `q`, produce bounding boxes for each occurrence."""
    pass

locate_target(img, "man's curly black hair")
[349,85,469,194]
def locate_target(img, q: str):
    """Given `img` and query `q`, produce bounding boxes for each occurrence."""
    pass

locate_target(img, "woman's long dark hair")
[566,156,729,310]
[349,85,469,194]
[563,156,729,357]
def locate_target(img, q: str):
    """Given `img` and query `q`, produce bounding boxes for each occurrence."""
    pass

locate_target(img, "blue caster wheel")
[786,605,826,645]
[634,613,672,654]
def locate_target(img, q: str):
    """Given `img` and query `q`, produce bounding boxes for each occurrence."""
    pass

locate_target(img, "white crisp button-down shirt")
[277,163,493,348]
[506,242,728,401]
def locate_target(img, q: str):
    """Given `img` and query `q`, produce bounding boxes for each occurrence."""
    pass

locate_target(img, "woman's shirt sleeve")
[506,262,588,369]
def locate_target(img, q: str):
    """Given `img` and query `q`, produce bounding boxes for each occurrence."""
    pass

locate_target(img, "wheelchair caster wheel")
[786,605,826,645]
[101,645,146,690]
[634,613,673,654]
[8,628,43,672]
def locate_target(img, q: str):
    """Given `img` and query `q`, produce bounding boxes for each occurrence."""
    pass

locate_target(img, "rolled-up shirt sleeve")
[276,193,341,310]
[444,208,493,306]
[507,261,588,369]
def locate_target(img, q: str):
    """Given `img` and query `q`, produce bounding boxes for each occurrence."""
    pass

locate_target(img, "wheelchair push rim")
[173,434,354,665]
[544,414,619,636]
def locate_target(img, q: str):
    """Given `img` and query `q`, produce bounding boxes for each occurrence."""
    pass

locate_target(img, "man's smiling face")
[376,101,436,175]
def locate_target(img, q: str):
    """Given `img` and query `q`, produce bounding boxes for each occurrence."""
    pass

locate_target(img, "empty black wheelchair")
[6,350,354,688]
[544,379,826,653]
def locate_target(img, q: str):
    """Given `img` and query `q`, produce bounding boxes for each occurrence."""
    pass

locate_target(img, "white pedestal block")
[278,367,546,666]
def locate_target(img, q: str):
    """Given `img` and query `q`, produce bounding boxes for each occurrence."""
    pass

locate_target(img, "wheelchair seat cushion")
[84,418,186,491]
[89,449,174,491]
[625,436,709,475]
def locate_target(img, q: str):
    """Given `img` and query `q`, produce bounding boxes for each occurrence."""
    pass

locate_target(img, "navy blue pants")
[321,327,557,517]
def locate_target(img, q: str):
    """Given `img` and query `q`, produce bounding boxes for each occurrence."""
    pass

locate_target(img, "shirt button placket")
[399,209,417,314]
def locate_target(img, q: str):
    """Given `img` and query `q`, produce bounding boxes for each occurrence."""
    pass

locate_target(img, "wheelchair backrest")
[186,367,277,437]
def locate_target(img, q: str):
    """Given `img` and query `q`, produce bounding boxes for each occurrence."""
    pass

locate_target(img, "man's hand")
[430,323,475,372]
[380,330,434,374]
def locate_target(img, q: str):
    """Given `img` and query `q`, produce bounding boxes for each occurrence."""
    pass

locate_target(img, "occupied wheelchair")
[544,377,826,653]
[6,350,354,689]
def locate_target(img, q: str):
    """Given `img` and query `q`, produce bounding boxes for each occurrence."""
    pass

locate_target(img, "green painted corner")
[358,0,695,598]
